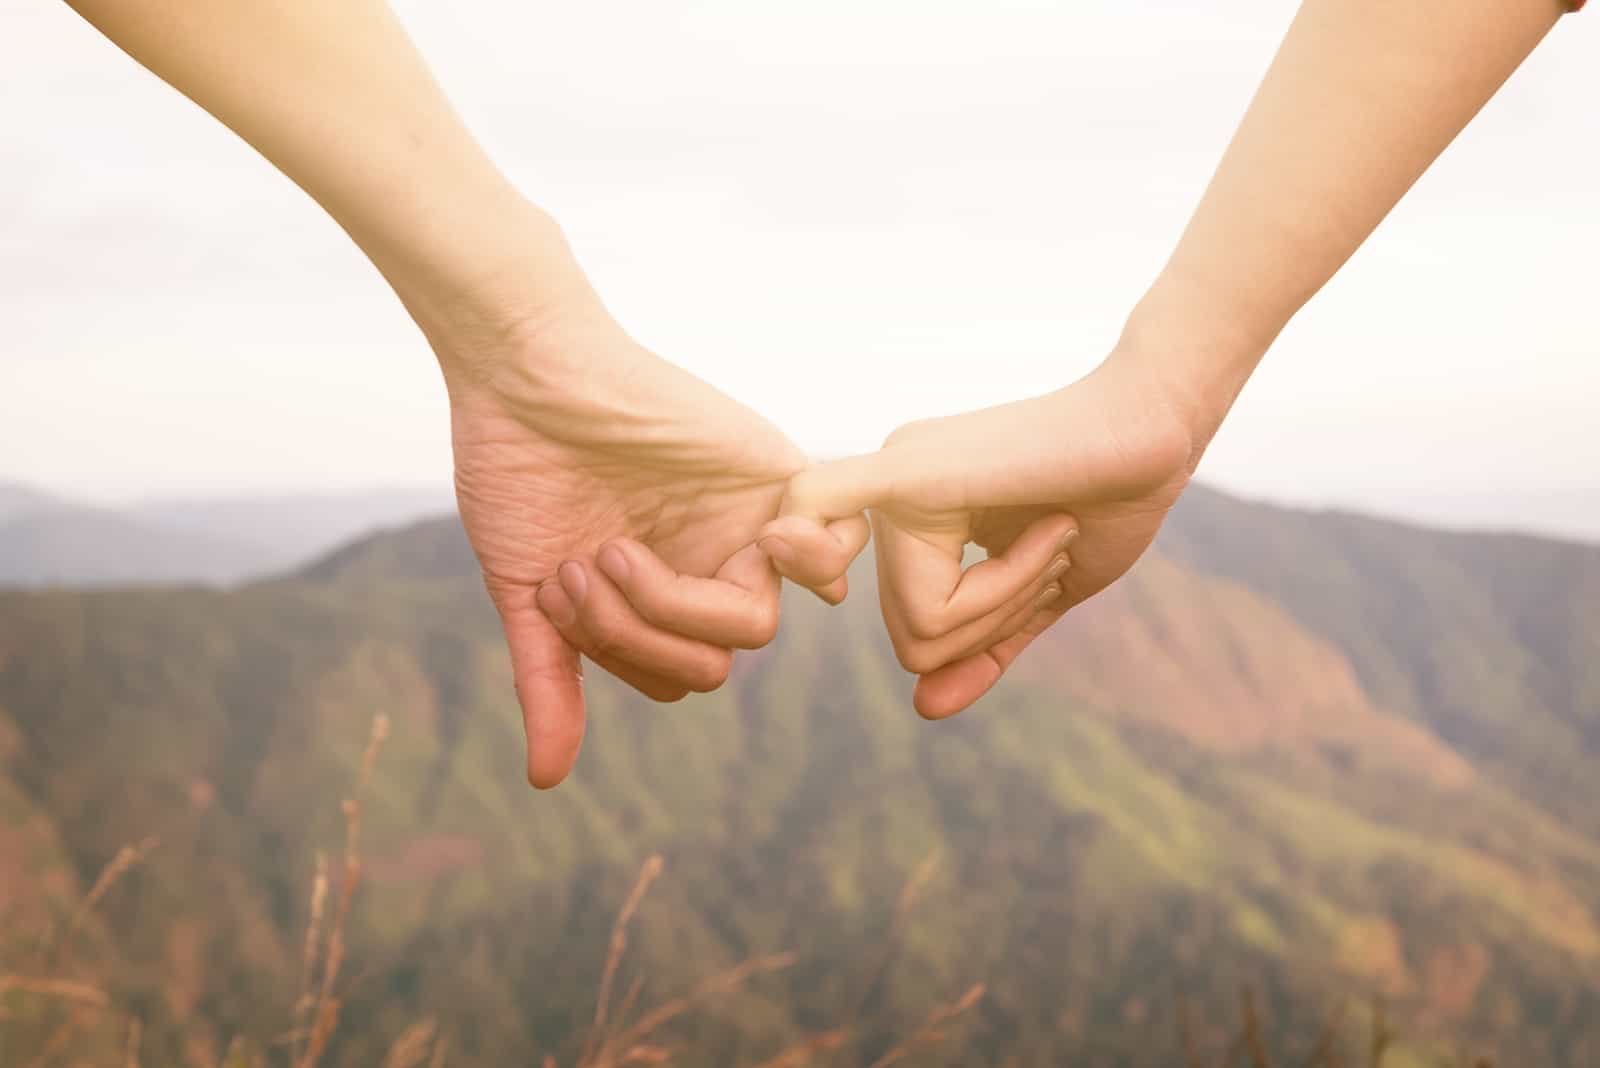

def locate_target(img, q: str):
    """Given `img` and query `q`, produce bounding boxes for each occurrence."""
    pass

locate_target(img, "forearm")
[64,0,591,339]
[1122,0,1566,440]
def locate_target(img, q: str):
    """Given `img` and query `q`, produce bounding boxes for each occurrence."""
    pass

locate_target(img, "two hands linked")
[64,0,1573,786]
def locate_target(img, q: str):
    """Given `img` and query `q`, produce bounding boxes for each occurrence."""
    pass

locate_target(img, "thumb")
[491,588,586,789]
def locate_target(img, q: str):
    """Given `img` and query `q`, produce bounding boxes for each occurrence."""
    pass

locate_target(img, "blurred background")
[2,1,1597,1065]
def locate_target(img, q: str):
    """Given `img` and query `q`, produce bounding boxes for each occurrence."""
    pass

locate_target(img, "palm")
[439,315,804,786]
[452,399,798,597]
[772,360,1197,720]
[966,475,1190,620]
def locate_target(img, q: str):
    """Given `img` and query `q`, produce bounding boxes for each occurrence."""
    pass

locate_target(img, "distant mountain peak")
[289,514,474,585]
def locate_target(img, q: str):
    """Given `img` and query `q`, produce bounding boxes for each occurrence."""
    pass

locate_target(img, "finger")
[780,452,903,522]
[595,538,780,649]
[881,514,1074,674]
[758,514,870,604]
[536,561,733,694]
[534,578,701,700]
[887,564,1067,676]
[488,587,586,789]
[767,452,895,604]
[911,604,1067,720]
[585,649,692,704]
[882,514,1077,641]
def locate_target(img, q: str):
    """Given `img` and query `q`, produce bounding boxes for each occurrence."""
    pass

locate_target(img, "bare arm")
[63,0,582,329]
[64,0,805,788]
[770,0,1576,719]
[1129,0,1569,441]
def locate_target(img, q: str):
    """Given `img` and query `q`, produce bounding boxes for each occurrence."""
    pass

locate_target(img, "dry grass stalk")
[297,713,389,1068]
[850,849,941,1022]
[584,953,798,1068]
[864,982,985,1068]
[615,973,645,1036]
[301,995,343,1068]
[360,714,392,790]
[1177,994,1202,1068]
[427,1032,450,1068]
[1368,996,1391,1068]
[746,1030,850,1068]
[1241,987,1270,1068]
[583,855,665,1065]
[0,975,112,1007]
[61,835,160,952]
[382,1017,438,1068]
[222,1035,267,1068]
[291,850,330,1065]
[80,837,160,917]
[22,1019,74,1068]
[123,1015,142,1068]
[300,804,359,1068]
[9,836,152,1066]
[1301,999,1349,1067]
[891,849,941,918]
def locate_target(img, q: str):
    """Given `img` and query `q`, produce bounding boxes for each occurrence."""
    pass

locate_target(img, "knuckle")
[584,615,625,661]
[625,672,689,703]
[896,641,942,676]
[780,473,823,518]
[746,601,781,648]
[901,602,945,642]
[822,541,859,576]
[882,418,935,450]
[689,650,734,693]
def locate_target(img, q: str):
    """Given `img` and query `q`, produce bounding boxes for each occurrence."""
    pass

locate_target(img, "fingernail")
[597,543,630,584]
[1036,583,1062,609]
[558,561,588,605]
[1045,554,1070,581]
[1060,529,1079,552]
[759,536,796,568]
[537,580,577,627]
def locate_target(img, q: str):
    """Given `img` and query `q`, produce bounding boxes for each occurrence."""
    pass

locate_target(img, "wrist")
[382,198,610,388]
[1108,268,1278,454]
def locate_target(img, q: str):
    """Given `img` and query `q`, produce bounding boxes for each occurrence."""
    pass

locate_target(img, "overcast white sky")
[3,1,1596,534]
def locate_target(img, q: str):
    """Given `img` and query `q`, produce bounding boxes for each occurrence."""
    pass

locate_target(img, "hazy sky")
[4,2,1597,533]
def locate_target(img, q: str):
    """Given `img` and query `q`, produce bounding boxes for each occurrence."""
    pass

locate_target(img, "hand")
[761,351,1199,720]
[428,288,807,788]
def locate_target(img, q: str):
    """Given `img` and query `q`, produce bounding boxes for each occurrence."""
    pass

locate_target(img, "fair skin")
[62,0,1069,787]
[62,0,1573,782]
[61,0,795,789]
[755,0,1570,718]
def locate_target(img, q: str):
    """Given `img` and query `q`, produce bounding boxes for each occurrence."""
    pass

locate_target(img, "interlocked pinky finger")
[759,513,871,604]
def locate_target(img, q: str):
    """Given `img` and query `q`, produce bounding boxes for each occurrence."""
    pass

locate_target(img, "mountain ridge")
[4,485,1599,1065]
[0,480,452,589]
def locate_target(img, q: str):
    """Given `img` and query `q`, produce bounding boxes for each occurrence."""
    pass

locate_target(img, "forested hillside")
[3,488,1598,1066]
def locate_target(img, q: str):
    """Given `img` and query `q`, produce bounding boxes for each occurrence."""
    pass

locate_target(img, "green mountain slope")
[1162,485,1600,837]
[3,489,1599,1066]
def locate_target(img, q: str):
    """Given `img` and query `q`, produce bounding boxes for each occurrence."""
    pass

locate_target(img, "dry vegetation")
[1,713,1499,1068]
[2,714,988,1068]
